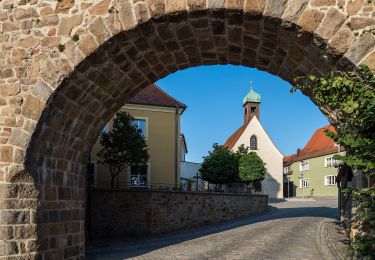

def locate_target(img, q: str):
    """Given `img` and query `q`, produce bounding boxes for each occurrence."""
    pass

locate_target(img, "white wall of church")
[231,117,284,198]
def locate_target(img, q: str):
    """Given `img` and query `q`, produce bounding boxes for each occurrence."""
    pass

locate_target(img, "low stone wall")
[88,190,268,239]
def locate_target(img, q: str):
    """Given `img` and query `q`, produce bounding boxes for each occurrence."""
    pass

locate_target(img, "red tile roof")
[283,125,343,165]
[129,84,186,109]
[283,154,298,166]
[224,122,249,150]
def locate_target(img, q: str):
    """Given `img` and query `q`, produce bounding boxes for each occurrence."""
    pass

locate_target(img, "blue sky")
[157,65,329,163]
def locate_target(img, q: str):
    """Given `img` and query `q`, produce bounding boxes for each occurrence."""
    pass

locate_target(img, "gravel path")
[87,197,349,260]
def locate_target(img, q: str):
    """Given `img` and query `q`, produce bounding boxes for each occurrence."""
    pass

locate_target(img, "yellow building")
[89,84,186,189]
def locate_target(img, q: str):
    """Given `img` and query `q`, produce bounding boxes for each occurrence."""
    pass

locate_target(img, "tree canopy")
[97,111,149,188]
[236,145,266,184]
[199,143,238,184]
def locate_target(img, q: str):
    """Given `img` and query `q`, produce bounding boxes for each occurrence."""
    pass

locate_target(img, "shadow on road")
[86,201,338,259]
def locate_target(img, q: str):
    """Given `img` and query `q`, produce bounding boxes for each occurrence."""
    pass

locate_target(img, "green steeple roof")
[243,82,261,104]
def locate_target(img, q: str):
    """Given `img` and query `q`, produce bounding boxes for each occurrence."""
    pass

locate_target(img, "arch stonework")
[0,0,375,258]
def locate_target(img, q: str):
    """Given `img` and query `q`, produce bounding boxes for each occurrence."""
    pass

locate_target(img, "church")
[224,84,284,198]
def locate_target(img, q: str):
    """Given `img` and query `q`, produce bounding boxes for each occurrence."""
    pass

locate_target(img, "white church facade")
[224,85,284,198]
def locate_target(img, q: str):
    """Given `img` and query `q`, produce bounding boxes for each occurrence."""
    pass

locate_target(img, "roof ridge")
[152,83,187,108]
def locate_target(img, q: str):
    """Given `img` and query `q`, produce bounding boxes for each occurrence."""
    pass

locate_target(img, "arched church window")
[250,135,257,150]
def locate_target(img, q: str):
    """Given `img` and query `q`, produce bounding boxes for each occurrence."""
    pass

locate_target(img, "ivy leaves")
[293,65,375,174]
[293,66,375,258]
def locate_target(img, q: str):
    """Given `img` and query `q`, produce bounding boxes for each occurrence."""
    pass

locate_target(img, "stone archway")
[1,0,375,258]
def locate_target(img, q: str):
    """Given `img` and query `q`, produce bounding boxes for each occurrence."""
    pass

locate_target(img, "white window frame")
[299,178,310,188]
[325,156,336,167]
[132,117,148,140]
[283,166,290,175]
[299,161,310,172]
[128,162,151,188]
[324,175,337,186]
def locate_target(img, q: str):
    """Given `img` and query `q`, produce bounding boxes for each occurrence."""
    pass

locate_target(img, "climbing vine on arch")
[292,65,375,258]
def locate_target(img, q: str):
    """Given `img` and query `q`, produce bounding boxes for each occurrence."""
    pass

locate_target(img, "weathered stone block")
[89,0,111,15]
[317,8,346,39]
[134,2,151,23]
[14,8,38,20]
[78,34,98,56]
[264,0,287,18]
[119,1,136,30]
[56,0,75,14]
[21,94,44,121]
[282,0,308,23]
[350,17,375,30]
[311,0,336,6]
[207,0,226,9]
[0,146,12,163]
[244,0,266,13]
[298,9,324,32]
[346,33,375,64]
[57,15,83,35]
[329,27,355,54]
[0,83,20,96]
[166,0,187,13]
[0,210,30,224]
[89,18,106,44]
[347,0,363,16]
[226,0,245,10]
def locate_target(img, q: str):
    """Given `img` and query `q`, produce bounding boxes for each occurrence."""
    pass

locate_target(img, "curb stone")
[316,219,352,260]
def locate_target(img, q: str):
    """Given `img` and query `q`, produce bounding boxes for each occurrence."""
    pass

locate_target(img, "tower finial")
[250,80,253,91]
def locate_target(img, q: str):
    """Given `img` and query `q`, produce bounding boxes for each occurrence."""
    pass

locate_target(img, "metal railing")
[89,181,263,195]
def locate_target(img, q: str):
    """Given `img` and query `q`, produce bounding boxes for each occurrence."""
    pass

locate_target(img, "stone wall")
[88,190,268,239]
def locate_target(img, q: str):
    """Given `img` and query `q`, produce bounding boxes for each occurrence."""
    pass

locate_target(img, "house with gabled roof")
[283,125,344,198]
[224,85,284,198]
[90,84,187,189]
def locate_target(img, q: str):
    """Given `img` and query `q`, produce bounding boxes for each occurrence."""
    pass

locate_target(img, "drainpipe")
[175,104,179,189]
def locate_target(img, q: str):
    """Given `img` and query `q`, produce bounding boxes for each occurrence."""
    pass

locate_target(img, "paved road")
[87,197,341,260]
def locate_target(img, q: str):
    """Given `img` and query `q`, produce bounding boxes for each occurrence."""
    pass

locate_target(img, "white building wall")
[180,161,202,190]
[231,117,284,198]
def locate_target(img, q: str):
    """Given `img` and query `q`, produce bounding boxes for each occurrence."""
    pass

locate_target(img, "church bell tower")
[243,81,261,124]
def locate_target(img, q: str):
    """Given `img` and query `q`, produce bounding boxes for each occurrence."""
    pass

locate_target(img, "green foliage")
[236,145,266,184]
[346,187,375,259]
[72,34,79,42]
[292,65,375,258]
[97,111,149,188]
[292,65,375,174]
[199,143,238,184]
[58,44,65,52]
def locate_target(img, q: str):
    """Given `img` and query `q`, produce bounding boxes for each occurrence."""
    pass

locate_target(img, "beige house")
[89,84,186,189]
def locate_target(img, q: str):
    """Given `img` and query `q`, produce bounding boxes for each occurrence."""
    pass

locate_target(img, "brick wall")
[88,190,268,239]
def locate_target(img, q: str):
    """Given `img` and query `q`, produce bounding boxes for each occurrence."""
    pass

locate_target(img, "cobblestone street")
[87,197,350,260]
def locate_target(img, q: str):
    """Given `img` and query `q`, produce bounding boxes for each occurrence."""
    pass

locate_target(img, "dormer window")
[250,135,257,150]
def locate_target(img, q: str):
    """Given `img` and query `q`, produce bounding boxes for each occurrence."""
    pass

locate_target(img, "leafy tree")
[97,111,149,189]
[236,144,266,190]
[292,65,375,258]
[199,143,238,185]
[293,65,375,174]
